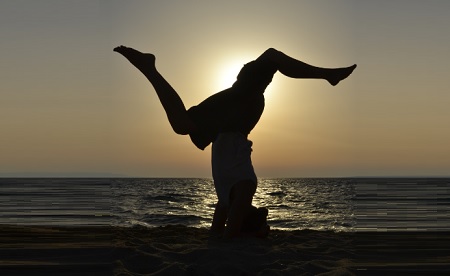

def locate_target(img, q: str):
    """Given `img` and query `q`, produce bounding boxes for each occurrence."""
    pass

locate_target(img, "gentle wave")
[1,178,449,232]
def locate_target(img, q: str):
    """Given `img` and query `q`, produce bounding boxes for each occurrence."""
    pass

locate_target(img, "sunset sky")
[1,1,449,177]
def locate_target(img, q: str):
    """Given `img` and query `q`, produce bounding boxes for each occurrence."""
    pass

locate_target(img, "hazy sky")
[1,0,449,177]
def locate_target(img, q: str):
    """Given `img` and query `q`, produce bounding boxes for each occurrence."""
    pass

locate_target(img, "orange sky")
[1,1,450,177]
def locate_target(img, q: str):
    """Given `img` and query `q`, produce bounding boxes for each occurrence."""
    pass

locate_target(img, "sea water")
[0,178,449,232]
[111,178,355,231]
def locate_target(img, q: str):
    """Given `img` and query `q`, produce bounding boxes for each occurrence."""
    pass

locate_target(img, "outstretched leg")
[258,48,356,86]
[114,46,196,135]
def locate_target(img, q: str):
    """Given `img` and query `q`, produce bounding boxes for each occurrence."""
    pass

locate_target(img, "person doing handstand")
[114,46,356,238]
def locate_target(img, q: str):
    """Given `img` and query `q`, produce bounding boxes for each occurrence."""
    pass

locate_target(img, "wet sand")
[0,225,449,275]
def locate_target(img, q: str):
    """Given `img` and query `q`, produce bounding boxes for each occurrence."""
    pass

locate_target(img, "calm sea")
[0,178,449,232]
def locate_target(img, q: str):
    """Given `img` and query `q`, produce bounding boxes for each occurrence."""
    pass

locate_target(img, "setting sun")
[213,54,280,102]
[2,1,450,178]
[214,58,246,90]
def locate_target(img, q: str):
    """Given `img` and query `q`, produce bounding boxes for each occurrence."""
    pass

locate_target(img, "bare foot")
[327,64,357,86]
[254,224,270,238]
[113,45,156,75]
[241,206,269,233]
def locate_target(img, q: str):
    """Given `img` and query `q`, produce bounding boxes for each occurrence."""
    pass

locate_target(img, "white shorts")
[211,132,257,208]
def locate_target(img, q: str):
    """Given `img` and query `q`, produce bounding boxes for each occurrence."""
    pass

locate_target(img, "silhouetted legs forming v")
[114,45,356,238]
[113,46,196,135]
[114,46,356,136]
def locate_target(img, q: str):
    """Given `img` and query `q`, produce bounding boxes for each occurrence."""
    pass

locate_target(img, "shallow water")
[111,178,355,231]
[1,178,448,232]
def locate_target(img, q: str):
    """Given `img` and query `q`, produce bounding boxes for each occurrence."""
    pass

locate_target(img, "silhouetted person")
[114,46,356,238]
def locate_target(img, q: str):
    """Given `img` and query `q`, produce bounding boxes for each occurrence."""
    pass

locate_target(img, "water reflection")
[112,178,355,232]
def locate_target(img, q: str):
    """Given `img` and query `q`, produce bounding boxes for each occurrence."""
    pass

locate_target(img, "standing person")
[114,46,356,238]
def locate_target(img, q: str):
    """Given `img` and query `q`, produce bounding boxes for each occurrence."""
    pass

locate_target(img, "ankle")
[143,67,159,80]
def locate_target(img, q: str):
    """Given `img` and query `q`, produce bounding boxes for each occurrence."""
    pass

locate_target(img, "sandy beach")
[1,225,449,275]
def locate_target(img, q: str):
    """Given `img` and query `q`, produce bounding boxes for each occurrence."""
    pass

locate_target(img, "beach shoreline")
[1,225,449,275]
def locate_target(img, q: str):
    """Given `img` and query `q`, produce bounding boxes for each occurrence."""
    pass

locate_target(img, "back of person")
[187,59,278,150]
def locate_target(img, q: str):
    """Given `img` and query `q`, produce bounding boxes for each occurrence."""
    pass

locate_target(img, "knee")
[261,48,281,59]
[265,48,279,54]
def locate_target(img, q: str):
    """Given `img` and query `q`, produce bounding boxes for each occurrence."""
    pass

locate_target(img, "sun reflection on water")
[112,178,355,232]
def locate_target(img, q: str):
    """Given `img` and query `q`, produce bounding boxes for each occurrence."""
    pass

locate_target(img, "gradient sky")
[1,0,449,177]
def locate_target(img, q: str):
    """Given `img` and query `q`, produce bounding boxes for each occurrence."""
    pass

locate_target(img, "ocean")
[1,178,449,232]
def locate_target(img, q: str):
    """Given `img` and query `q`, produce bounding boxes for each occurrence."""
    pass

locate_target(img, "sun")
[215,58,246,90]
[212,53,280,101]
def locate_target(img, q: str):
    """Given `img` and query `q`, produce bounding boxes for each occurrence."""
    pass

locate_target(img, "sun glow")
[212,54,281,103]
[215,59,246,90]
